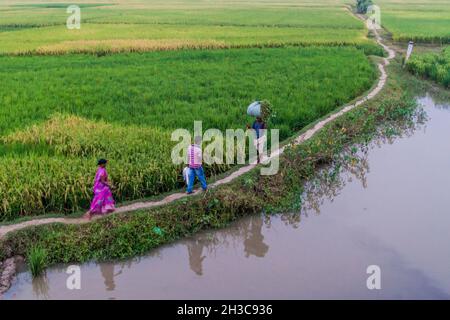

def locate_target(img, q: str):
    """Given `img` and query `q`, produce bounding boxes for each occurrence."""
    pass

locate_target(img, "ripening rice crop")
[0,115,177,218]
[34,39,229,55]
[0,46,377,221]
[0,0,380,55]
[0,23,381,56]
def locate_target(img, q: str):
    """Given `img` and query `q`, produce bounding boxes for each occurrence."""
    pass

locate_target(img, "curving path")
[0,28,396,240]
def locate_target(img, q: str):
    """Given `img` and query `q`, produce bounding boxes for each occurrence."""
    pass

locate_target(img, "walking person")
[84,159,116,220]
[186,136,208,194]
[247,116,267,163]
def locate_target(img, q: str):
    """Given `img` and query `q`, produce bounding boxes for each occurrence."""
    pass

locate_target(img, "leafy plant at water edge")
[406,47,450,88]
[27,246,48,277]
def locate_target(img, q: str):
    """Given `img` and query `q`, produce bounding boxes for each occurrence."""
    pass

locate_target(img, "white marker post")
[404,41,414,67]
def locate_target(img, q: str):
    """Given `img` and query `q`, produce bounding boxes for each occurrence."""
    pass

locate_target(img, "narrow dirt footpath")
[0,29,395,240]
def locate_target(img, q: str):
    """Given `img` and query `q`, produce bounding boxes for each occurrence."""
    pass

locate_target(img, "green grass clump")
[27,246,48,277]
[406,46,450,87]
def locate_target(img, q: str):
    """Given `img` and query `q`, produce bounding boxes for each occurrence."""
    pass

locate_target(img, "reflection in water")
[187,239,207,276]
[100,263,119,291]
[32,275,49,300]
[301,104,427,217]
[301,148,370,216]
[99,260,133,292]
[243,217,268,258]
[185,215,272,275]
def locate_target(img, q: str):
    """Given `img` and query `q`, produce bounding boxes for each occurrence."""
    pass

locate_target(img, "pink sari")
[89,167,115,215]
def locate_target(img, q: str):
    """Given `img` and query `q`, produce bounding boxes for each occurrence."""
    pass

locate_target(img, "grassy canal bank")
[0,58,436,275]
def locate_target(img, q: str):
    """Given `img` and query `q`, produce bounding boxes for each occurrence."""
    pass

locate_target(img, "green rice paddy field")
[0,0,376,55]
[375,0,450,43]
[0,0,447,222]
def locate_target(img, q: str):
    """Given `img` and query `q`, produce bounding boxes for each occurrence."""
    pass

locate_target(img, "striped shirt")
[188,144,202,169]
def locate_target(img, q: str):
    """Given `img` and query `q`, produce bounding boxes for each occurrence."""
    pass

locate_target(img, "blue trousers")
[187,167,207,193]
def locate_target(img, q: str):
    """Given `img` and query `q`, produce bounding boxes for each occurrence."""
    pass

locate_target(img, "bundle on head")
[260,100,274,122]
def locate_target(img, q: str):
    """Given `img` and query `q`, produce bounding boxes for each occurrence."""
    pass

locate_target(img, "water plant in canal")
[27,246,48,277]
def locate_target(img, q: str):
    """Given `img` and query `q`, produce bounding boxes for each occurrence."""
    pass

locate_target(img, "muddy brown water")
[3,94,450,300]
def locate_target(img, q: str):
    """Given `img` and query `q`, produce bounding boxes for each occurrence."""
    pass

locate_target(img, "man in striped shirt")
[186,136,208,194]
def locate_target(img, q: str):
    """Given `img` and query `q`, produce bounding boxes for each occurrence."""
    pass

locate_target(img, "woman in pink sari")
[84,159,116,220]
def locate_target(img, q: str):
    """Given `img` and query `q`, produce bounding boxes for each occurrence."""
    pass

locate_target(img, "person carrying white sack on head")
[246,101,271,164]
[246,116,267,164]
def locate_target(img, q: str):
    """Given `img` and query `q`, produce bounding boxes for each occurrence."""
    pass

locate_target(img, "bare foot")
[83,212,92,220]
